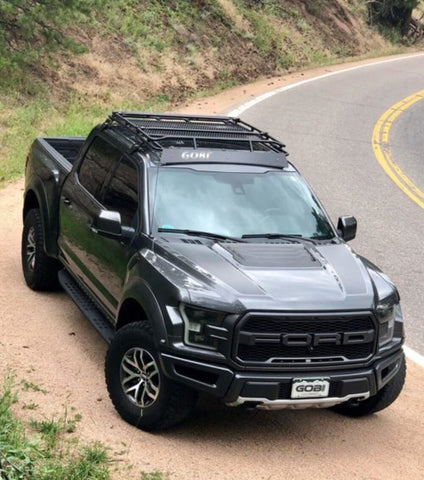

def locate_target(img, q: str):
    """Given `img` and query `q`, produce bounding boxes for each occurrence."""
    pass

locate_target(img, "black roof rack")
[104,111,289,156]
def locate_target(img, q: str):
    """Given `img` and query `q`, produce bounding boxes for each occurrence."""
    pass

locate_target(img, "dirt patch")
[296,0,386,55]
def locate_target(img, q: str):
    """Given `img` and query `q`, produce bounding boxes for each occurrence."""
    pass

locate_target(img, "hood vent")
[221,243,320,268]
[181,238,203,244]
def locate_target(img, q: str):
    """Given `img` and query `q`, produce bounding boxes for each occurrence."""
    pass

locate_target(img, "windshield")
[149,166,334,239]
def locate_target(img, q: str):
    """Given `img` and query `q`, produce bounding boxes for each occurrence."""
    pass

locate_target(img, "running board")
[58,269,115,344]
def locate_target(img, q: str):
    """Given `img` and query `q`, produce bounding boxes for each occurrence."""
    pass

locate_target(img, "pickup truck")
[22,112,405,431]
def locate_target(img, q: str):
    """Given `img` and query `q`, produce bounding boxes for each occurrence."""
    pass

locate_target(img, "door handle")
[63,197,71,206]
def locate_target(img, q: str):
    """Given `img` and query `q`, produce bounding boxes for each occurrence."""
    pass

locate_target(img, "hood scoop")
[220,243,321,268]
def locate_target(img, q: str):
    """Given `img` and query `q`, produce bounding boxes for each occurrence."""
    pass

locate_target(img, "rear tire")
[105,321,198,431]
[332,354,406,417]
[21,209,60,291]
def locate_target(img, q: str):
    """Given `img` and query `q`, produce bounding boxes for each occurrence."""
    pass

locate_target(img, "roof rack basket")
[105,111,288,155]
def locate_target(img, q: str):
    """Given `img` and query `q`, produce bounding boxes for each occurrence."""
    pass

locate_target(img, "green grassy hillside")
[0,0,412,186]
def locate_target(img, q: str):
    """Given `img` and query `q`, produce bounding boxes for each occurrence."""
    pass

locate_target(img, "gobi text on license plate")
[291,378,330,399]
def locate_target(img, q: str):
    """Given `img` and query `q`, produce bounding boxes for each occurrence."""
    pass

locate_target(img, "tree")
[369,0,419,36]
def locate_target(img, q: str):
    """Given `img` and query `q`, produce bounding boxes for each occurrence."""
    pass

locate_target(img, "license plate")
[291,378,330,399]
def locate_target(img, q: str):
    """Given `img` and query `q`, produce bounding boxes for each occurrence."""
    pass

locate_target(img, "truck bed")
[42,137,86,165]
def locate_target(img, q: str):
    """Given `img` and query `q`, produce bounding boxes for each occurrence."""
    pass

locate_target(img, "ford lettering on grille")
[235,313,377,365]
[281,330,374,347]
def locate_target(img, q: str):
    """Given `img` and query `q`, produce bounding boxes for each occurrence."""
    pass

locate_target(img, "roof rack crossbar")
[151,133,284,143]
[160,138,285,154]
[127,125,263,136]
[114,112,237,123]
[233,118,289,152]
[151,133,285,146]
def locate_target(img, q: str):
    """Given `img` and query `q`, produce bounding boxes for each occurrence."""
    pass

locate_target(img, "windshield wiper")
[241,233,317,244]
[158,228,245,243]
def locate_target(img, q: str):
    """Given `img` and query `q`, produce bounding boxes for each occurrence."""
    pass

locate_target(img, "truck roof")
[103,112,289,169]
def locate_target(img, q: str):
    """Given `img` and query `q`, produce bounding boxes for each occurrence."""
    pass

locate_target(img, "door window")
[78,138,121,201]
[103,157,139,227]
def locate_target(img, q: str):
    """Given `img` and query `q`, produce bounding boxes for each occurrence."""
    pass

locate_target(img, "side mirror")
[92,210,122,238]
[337,216,357,242]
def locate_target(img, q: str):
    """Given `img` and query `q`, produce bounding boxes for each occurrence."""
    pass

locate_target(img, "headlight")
[180,304,226,350]
[376,302,399,346]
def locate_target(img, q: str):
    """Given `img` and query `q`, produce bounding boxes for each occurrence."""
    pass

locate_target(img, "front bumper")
[160,349,404,409]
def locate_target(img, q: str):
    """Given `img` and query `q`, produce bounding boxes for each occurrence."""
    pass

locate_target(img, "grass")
[0,96,50,185]
[21,380,48,394]
[0,374,111,480]
[0,92,174,187]
[140,472,167,480]
[0,373,170,478]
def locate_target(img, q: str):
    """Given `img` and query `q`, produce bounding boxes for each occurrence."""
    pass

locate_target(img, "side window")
[103,157,139,227]
[78,138,121,201]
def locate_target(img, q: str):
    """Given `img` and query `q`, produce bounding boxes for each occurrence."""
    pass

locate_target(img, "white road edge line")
[404,346,424,368]
[228,52,424,368]
[228,52,424,117]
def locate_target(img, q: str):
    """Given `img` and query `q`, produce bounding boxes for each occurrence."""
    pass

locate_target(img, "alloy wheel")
[120,347,160,408]
[26,226,36,271]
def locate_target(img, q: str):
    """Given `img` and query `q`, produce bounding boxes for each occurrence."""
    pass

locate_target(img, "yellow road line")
[372,90,424,208]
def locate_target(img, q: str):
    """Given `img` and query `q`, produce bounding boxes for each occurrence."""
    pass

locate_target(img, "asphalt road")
[234,55,424,356]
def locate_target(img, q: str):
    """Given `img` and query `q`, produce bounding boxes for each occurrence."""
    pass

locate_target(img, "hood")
[154,239,384,312]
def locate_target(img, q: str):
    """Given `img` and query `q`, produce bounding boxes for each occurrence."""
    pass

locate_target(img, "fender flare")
[118,278,169,347]
[23,176,58,257]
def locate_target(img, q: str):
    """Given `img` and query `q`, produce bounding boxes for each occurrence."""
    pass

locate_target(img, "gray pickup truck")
[22,112,405,430]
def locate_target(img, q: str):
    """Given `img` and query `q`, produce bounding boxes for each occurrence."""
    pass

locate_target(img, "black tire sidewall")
[105,323,175,430]
[333,353,406,417]
[22,208,59,290]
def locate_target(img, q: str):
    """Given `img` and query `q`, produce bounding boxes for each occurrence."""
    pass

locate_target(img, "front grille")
[235,313,376,366]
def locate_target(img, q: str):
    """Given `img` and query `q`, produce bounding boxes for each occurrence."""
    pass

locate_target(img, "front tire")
[332,354,406,417]
[21,208,59,291]
[105,321,198,431]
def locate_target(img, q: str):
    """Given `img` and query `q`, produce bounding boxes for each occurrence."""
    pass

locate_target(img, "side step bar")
[58,269,115,344]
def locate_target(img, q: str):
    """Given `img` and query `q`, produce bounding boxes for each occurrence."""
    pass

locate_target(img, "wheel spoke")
[145,389,156,401]
[134,382,143,404]
[124,383,137,395]
[146,368,159,380]
[139,350,149,371]
[144,360,156,371]
[139,386,148,407]
[121,371,139,385]
[125,355,140,371]
[121,359,139,376]
[125,379,143,397]
[145,382,159,400]
[149,382,159,394]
